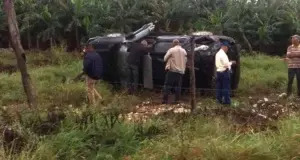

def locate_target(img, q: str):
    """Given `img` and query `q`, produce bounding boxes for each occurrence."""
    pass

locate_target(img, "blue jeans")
[216,69,231,104]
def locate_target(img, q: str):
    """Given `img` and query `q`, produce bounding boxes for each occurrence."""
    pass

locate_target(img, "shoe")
[162,95,168,104]
[216,100,223,104]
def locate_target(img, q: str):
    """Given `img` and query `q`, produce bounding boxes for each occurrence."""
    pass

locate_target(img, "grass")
[0,47,113,107]
[239,54,288,95]
[128,116,300,160]
[0,49,298,160]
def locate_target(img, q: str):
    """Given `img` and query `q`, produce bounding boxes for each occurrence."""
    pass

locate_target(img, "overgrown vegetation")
[0,48,299,159]
[239,54,287,94]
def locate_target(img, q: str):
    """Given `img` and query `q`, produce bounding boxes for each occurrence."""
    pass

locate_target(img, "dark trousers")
[162,71,183,104]
[287,68,300,97]
[216,69,231,105]
[127,64,139,93]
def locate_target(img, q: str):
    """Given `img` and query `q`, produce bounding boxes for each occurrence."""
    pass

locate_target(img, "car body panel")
[86,22,241,94]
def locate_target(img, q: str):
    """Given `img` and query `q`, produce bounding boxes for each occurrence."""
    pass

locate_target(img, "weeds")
[1,50,300,159]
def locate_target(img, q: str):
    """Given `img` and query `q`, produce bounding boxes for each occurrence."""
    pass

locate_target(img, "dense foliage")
[0,0,299,54]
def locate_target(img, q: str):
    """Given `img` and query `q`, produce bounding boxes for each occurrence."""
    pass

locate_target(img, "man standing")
[162,39,187,104]
[215,41,236,105]
[126,40,149,93]
[83,43,103,105]
[285,35,300,98]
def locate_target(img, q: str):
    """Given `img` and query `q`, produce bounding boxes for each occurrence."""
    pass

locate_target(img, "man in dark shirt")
[83,43,103,105]
[126,40,149,93]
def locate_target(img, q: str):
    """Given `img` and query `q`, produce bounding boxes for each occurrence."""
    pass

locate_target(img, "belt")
[217,68,229,73]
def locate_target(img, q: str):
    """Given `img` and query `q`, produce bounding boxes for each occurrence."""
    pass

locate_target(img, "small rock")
[253,104,257,108]
[257,100,264,104]
[264,98,269,102]
[279,93,287,98]
[257,113,267,119]
[174,108,190,113]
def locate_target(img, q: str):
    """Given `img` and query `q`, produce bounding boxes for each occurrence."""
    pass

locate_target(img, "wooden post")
[189,36,196,112]
[4,0,37,108]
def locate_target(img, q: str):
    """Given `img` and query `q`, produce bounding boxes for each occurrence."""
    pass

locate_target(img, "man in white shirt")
[215,41,236,105]
[162,39,187,104]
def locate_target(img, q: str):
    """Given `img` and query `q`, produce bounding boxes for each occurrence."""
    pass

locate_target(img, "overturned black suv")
[87,23,241,95]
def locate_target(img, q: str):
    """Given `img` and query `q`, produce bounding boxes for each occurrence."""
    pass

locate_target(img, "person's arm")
[288,52,300,58]
[286,46,295,58]
[221,53,232,68]
[164,49,172,62]
[142,46,150,55]
[83,56,92,74]
[183,49,187,63]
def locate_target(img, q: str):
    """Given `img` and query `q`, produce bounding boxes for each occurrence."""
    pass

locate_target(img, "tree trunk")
[50,38,53,48]
[4,0,37,108]
[239,28,253,53]
[242,33,253,53]
[165,20,170,32]
[27,29,31,50]
[36,36,39,49]
[75,26,79,50]
[189,36,196,112]
[53,39,56,47]
[218,26,223,35]
[259,41,263,52]
[8,38,11,48]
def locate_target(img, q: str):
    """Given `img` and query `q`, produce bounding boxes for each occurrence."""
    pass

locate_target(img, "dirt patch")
[120,101,191,122]
[122,94,300,132]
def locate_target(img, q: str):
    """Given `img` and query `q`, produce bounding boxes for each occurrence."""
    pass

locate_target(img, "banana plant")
[16,0,40,49]
[36,5,63,48]
[224,0,254,53]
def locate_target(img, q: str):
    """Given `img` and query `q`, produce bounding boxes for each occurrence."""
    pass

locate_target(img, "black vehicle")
[87,23,241,95]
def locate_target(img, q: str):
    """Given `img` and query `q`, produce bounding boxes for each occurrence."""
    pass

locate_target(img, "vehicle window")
[153,42,173,53]
[94,44,109,49]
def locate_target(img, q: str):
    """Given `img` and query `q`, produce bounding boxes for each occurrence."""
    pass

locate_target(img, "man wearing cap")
[83,43,103,105]
[162,39,187,104]
[215,41,236,105]
[285,35,300,97]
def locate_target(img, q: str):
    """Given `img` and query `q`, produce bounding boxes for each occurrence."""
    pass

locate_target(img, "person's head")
[221,41,230,53]
[172,39,180,47]
[85,43,95,52]
[141,40,148,47]
[291,35,300,46]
